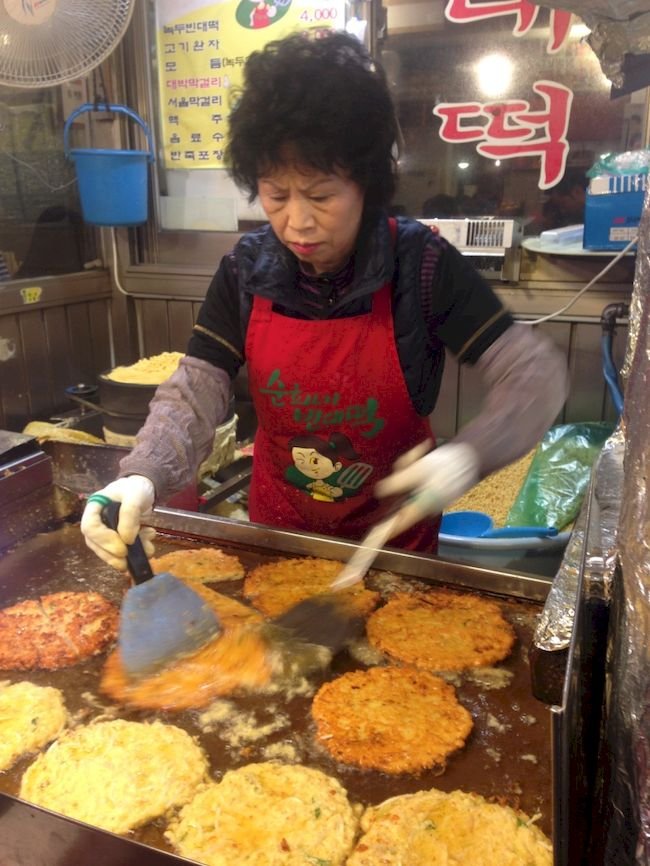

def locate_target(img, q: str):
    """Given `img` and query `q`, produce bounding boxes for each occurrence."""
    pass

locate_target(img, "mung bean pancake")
[100,586,274,710]
[0,681,67,772]
[20,719,208,834]
[347,788,552,866]
[366,590,515,671]
[150,547,244,583]
[165,761,361,866]
[244,557,380,618]
[311,665,473,774]
[0,591,119,670]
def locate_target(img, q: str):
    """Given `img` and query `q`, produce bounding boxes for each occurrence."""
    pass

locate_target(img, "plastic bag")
[587,149,650,177]
[506,422,615,530]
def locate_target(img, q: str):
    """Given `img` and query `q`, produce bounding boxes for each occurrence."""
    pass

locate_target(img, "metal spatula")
[269,508,403,654]
[101,501,222,679]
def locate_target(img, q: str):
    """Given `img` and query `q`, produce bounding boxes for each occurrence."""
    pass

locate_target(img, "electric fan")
[0,0,136,88]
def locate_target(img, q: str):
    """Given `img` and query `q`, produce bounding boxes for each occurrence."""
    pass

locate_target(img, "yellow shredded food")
[20,719,209,833]
[0,681,67,772]
[348,788,552,866]
[166,762,361,866]
[103,351,183,385]
[445,449,536,527]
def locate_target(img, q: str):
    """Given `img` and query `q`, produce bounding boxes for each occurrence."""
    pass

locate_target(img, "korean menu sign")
[156,0,346,169]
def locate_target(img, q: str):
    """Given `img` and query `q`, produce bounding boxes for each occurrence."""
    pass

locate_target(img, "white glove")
[375,442,479,539]
[80,475,156,571]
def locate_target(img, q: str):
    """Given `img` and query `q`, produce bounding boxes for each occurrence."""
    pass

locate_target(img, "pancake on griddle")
[311,665,473,774]
[100,586,275,710]
[0,681,67,772]
[165,761,360,866]
[150,546,244,583]
[366,590,516,672]
[20,719,208,834]
[0,591,119,670]
[244,556,380,618]
[347,788,552,866]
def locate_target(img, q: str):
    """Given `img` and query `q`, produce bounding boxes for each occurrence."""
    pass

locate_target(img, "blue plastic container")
[583,173,645,251]
[64,104,154,227]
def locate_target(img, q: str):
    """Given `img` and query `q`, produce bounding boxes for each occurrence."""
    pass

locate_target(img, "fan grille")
[0,0,136,88]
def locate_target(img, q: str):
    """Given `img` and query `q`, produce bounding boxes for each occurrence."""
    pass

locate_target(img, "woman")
[81,31,568,571]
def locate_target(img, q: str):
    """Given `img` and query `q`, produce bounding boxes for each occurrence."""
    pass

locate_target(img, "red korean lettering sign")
[445,0,573,54]
[433,82,574,189]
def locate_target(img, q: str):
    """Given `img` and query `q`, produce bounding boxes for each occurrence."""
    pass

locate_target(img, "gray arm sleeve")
[453,324,570,479]
[118,356,232,502]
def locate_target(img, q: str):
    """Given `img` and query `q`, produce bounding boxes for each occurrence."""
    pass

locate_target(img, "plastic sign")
[155,0,345,169]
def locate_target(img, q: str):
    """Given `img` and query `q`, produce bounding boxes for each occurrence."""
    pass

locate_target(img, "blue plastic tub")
[438,529,571,578]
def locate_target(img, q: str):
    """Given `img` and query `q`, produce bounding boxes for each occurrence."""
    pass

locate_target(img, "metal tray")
[0,503,555,865]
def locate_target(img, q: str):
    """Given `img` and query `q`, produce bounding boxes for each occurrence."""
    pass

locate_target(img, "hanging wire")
[520,236,638,326]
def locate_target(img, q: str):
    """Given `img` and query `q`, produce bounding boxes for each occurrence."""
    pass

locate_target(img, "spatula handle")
[100,500,155,585]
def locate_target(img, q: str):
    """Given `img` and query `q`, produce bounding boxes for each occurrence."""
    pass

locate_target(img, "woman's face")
[257,164,365,275]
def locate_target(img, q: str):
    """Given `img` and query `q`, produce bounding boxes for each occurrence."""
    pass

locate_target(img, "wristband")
[86,493,113,507]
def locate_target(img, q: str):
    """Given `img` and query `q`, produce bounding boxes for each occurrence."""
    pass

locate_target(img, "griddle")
[0,495,555,866]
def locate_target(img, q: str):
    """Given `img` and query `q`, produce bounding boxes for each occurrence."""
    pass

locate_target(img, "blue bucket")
[64,103,154,227]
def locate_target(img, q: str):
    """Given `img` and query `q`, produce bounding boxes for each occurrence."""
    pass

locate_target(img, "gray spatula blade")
[119,572,221,678]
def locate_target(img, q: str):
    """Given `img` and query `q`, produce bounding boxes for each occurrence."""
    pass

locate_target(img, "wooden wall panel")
[0,315,30,430]
[564,322,610,423]
[17,310,51,420]
[167,300,195,351]
[87,300,113,377]
[0,301,113,431]
[64,304,96,384]
[42,306,75,402]
[137,299,171,357]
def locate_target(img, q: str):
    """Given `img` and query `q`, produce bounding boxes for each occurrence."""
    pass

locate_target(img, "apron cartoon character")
[246,220,440,552]
[285,432,363,502]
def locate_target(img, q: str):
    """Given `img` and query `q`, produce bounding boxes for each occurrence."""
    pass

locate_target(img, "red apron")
[245,235,440,552]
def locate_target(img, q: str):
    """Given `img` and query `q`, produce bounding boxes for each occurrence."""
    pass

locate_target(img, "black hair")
[288,431,360,461]
[226,31,398,210]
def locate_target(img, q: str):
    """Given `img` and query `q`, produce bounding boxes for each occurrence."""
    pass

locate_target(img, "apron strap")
[388,216,398,247]
[252,294,273,322]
